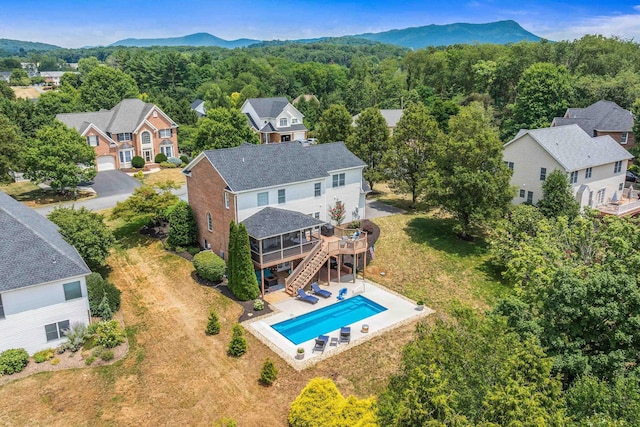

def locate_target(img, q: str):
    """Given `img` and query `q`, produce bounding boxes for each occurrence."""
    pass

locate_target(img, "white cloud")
[538,10,640,42]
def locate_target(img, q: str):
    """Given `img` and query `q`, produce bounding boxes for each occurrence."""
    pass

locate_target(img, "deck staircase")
[285,240,330,295]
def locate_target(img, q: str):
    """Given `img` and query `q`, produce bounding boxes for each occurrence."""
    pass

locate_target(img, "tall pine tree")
[233,224,260,301]
[227,221,238,293]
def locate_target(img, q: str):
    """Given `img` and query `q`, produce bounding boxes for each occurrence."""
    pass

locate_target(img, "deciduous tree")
[79,65,139,110]
[48,206,115,270]
[192,107,258,154]
[317,104,353,144]
[0,114,22,182]
[22,121,96,192]
[348,106,390,190]
[537,169,580,219]
[384,103,441,206]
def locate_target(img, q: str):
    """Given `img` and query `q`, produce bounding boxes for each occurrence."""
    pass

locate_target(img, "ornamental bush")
[193,251,226,282]
[154,152,167,163]
[259,358,278,386]
[227,324,247,357]
[61,322,89,352]
[86,272,122,315]
[0,348,29,375]
[180,155,189,165]
[131,156,145,169]
[205,310,221,335]
[166,201,197,248]
[33,348,54,363]
[160,161,176,168]
[167,156,182,166]
[94,320,126,348]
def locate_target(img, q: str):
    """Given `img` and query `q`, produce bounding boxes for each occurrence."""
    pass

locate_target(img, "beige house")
[504,124,638,216]
[352,109,403,136]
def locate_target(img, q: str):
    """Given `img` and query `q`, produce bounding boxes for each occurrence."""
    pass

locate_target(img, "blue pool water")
[272,295,387,345]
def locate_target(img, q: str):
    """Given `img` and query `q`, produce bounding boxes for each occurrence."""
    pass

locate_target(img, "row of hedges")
[131,154,190,169]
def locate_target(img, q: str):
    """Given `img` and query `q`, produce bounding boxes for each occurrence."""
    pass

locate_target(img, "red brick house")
[552,100,635,153]
[56,99,178,171]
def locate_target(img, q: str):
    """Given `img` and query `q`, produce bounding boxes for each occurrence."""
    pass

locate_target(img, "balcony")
[596,187,640,217]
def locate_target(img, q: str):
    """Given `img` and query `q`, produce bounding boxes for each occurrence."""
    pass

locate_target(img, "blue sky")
[2,0,640,48]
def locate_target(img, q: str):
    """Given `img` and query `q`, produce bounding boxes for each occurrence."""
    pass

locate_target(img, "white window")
[45,320,70,342]
[569,171,578,184]
[159,129,173,138]
[621,132,628,145]
[87,135,98,147]
[526,191,533,204]
[504,161,514,170]
[585,167,592,179]
[314,182,321,197]
[619,182,624,191]
[291,118,299,124]
[63,281,82,301]
[539,167,546,181]
[0,294,4,319]
[278,189,286,204]
[117,133,132,142]
[160,145,173,158]
[332,173,345,188]
[141,131,151,145]
[257,192,269,206]
[614,161,623,173]
[206,212,212,231]
[119,150,133,164]
[519,189,525,198]
[279,118,287,127]
[224,193,229,209]
[314,212,320,219]
[153,110,158,118]
[596,189,606,205]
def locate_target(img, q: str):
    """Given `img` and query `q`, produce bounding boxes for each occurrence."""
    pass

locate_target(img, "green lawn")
[368,212,509,313]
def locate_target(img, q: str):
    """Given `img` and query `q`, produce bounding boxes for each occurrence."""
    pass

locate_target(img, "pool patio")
[244,279,434,370]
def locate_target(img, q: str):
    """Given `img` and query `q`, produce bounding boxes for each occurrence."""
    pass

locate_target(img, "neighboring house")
[504,124,638,216]
[190,99,206,118]
[292,94,319,105]
[0,191,91,355]
[0,71,10,83]
[39,71,78,87]
[57,98,179,171]
[20,62,38,77]
[183,141,369,295]
[241,97,307,143]
[352,109,403,136]
[551,100,635,152]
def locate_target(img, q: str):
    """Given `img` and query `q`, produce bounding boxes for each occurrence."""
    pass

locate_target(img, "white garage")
[96,155,116,171]
[294,131,306,141]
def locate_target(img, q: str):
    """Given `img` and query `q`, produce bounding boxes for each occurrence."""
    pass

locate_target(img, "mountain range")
[0,20,542,52]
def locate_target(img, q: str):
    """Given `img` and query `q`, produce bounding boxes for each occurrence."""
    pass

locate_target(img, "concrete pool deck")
[244,279,434,370]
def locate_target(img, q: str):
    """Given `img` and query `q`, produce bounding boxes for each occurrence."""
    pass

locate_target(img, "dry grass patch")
[0,232,416,425]
[368,212,508,313]
[141,168,186,187]
[0,181,94,207]
[12,86,41,99]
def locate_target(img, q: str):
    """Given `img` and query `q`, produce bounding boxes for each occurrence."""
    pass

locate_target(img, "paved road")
[88,170,141,197]
[365,199,406,219]
[35,184,187,216]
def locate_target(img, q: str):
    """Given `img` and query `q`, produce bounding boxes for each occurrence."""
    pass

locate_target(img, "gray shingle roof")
[353,109,403,128]
[259,123,307,133]
[553,100,633,134]
[507,124,633,171]
[0,191,90,292]
[57,99,174,135]
[194,141,366,193]
[242,207,325,239]
[246,97,290,118]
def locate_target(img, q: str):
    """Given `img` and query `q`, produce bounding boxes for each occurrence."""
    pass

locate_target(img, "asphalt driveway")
[365,199,406,219]
[86,170,141,197]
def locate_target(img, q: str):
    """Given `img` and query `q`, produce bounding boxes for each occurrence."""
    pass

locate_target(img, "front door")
[143,149,153,163]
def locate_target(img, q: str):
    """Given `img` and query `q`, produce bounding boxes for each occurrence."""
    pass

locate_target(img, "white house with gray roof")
[353,109,403,136]
[0,191,91,354]
[241,97,307,143]
[504,124,635,214]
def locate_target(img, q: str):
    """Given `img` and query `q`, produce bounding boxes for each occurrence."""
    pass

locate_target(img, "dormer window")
[291,118,299,124]
[279,118,287,127]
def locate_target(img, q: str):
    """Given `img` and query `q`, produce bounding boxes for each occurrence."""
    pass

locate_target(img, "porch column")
[327,257,330,285]
[260,269,265,297]
[337,254,341,284]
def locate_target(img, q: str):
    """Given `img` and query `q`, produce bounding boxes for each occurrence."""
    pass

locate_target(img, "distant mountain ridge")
[110,32,259,48]
[108,20,541,49]
[0,38,60,53]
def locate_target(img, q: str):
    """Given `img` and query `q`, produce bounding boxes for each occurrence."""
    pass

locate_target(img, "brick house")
[241,97,307,143]
[57,99,178,171]
[183,141,369,295]
[552,100,635,152]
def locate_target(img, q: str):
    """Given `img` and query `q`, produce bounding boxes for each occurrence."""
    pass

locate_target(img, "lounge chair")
[297,289,319,304]
[311,282,332,298]
[340,327,351,344]
[337,288,348,301]
[313,335,329,353]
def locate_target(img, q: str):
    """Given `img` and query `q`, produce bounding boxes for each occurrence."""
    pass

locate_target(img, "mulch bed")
[191,271,273,323]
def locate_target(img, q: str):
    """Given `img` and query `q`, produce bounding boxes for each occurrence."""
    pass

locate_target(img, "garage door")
[294,131,306,141]
[97,155,116,171]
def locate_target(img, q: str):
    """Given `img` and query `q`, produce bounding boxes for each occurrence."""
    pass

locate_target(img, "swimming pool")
[271,295,387,345]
